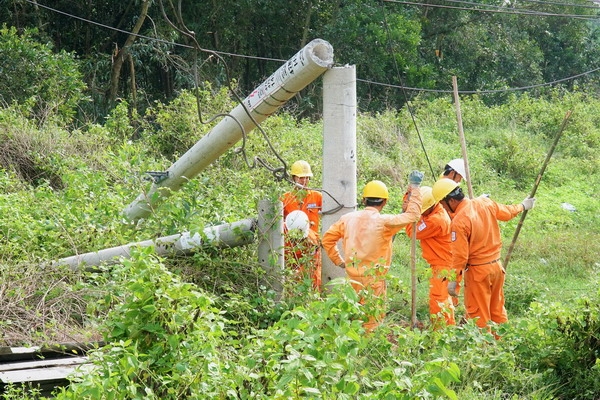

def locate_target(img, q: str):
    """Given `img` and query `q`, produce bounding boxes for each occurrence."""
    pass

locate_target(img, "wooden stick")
[410,221,418,329]
[503,110,573,269]
[452,76,474,199]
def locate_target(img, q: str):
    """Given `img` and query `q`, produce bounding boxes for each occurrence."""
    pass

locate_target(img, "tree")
[0,25,86,124]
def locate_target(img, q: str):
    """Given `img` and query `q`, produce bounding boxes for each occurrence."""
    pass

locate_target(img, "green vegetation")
[1,16,600,398]
[1,81,599,399]
[3,1,600,120]
[0,25,86,125]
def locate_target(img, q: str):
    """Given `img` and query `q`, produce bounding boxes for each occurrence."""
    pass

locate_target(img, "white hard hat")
[445,158,466,180]
[285,210,310,238]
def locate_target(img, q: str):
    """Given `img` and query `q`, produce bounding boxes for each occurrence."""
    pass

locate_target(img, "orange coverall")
[450,197,523,330]
[405,202,455,327]
[281,189,322,234]
[322,186,422,331]
[284,229,322,289]
[281,189,323,289]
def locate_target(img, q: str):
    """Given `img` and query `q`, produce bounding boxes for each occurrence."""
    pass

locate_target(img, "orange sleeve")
[321,220,344,266]
[280,192,298,217]
[387,185,421,229]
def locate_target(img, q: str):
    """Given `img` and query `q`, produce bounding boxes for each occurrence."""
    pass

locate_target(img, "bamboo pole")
[452,76,474,199]
[503,110,572,269]
[410,221,418,329]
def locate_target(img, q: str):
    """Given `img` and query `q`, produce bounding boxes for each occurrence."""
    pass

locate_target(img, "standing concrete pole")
[124,39,334,221]
[320,66,357,287]
[258,199,284,298]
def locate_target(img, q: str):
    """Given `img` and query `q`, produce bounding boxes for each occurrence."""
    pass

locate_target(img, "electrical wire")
[440,0,600,14]
[24,0,600,97]
[359,66,600,93]
[384,0,600,20]
[156,0,291,184]
[518,0,600,9]
[380,1,437,178]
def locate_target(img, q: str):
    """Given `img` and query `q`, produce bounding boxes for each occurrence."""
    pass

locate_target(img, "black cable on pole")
[379,0,436,179]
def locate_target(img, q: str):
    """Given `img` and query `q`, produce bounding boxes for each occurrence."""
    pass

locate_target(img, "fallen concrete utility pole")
[53,219,256,270]
[124,38,334,221]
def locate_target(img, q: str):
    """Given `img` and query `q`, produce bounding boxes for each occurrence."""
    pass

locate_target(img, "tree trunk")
[128,54,137,107]
[108,0,150,103]
[300,0,313,48]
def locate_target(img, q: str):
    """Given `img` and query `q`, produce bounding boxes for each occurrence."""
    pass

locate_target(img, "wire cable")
[380,0,437,178]
[384,0,600,20]
[25,0,600,97]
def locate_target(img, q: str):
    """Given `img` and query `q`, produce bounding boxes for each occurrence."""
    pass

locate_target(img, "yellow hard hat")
[290,160,313,177]
[432,178,460,202]
[420,186,436,213]
[363,180,389,199]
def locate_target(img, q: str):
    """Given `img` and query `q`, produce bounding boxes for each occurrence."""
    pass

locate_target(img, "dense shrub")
[1,88,599,399]
[0,25,86,124]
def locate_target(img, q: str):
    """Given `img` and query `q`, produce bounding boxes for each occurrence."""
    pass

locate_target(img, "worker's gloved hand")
[408,170,424,186]
[521,197,536,211]
[337,262,346,269]
[447,281,458,297]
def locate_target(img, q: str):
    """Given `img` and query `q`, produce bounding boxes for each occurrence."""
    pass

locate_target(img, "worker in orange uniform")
[439,157,471,305]
[322,171,423,331]
[283,210,322,290]
[405,186,455,328]
[280,160,323,289]
[432,178,536,334]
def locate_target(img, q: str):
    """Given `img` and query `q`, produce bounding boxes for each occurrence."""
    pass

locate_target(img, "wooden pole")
[410,222,418,329]
[503,110,572,269]
[452,76,474,199]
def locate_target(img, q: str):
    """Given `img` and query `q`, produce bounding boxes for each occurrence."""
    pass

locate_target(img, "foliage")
[140,86,237,159]
[502,289,600,400]
[0,383,42,400]
[55,248,237,399]
[3,0,600,118]
[0,88,599,399]
[55,258,460,399]
[503,273,544,316]
[0,25,86,125]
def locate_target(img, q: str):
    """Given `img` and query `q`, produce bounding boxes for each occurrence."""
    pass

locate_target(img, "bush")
[505,293,600,400]
[503,273,543,316]
[0,25,86,125]
[57,248,238,399]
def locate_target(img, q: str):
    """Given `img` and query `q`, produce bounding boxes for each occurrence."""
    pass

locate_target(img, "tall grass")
[1,89,599,398]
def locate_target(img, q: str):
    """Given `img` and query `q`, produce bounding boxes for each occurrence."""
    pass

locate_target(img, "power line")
[384,0,600,20]
[359,66,600,94]
[518,0,600,9]
[444,0,600,14]
[25,0,286,63]
[24,0,600,96]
